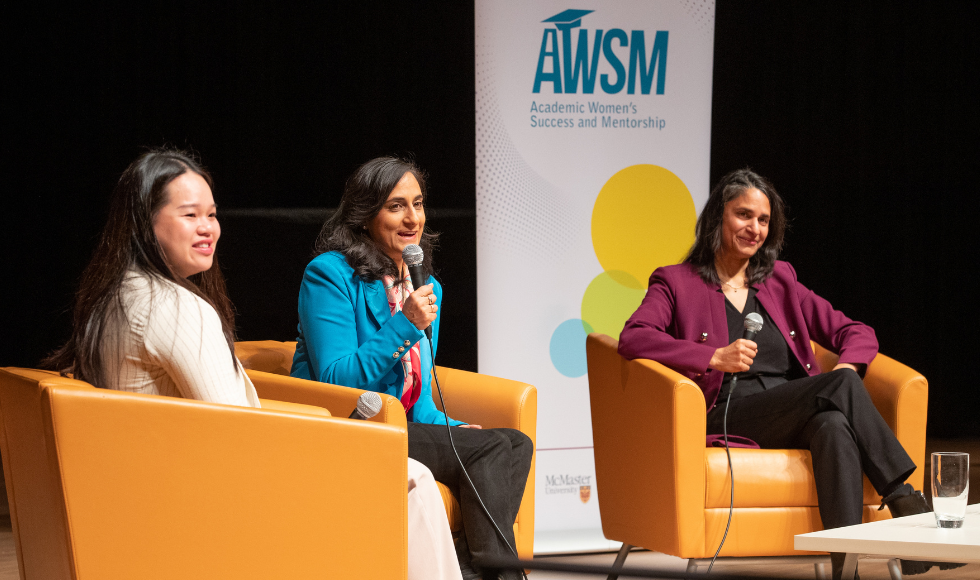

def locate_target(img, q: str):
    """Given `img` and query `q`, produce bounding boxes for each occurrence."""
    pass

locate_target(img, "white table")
[795,504,980,579]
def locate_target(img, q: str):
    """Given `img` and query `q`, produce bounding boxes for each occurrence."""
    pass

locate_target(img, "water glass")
[932,452,969,528]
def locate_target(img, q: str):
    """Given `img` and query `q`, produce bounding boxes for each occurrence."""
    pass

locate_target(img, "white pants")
[407,457,463,580]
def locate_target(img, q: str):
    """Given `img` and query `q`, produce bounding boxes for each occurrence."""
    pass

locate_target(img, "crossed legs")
[705,368,917,529]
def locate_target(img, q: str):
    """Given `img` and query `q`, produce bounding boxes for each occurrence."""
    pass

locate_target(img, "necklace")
[722,279,745,291]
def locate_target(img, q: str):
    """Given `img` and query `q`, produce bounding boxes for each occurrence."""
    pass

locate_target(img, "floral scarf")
[382,274,422,413]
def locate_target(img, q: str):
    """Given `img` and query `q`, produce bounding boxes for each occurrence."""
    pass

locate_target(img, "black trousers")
[407,422,533,569]
[705,369,917,529]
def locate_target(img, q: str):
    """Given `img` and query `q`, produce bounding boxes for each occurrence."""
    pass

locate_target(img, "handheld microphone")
[348,391,382,420]
[742,312,764,341]
[402,244,432,339]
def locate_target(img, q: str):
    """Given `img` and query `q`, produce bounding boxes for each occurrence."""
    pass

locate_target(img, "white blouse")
[101,271,260,408]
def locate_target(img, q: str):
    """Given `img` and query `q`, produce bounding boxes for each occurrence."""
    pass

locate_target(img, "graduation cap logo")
[542,9,595,30]
[533,8,668,96]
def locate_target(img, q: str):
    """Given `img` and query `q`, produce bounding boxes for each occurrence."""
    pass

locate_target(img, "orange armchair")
[586,333,927,568]
[0,367,408,580]
[235,340,538,559]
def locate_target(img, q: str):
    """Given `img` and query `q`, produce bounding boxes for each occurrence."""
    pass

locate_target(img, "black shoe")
[882,485,966,575]
[898,558,968,575]
[898,559,933,576]
[939,562,968,571]
[881,484,929,518]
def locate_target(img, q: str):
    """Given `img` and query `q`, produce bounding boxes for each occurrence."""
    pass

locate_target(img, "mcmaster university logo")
[532,9,668,95]
[545,473,593,503]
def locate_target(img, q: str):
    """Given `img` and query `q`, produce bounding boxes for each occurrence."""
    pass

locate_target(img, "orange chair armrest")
[246,369,407,429]
[258,398,332,417]
[862,352,929,489]
[431,366,536,434]
[586,333,707,556]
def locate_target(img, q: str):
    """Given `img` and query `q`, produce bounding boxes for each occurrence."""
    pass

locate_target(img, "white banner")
[475,1,715,553]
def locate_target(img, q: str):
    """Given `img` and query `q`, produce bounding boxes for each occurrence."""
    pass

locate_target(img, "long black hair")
[684,168,787,285]
[314,156,437,282]
[45,148,237,385]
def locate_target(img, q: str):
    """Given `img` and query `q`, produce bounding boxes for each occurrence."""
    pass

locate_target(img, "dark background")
[4,2,978,437]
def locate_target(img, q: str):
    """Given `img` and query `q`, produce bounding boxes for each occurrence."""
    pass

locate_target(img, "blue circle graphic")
[549,319,595,378]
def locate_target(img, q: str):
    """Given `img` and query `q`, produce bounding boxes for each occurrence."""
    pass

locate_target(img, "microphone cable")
[706,310,762,573]
[428,335,529,580]
[706,374,738,574]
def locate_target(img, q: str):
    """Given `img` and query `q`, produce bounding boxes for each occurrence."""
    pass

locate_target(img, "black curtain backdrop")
[4,2,978,437]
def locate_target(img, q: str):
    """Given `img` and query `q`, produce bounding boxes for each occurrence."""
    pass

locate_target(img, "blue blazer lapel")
[364,280,392,328]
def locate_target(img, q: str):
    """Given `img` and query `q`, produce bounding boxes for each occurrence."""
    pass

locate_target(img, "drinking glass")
[932,452,969,528]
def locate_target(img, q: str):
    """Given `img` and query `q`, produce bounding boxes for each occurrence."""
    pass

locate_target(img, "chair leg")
[686,559,699,573]
[887,558,903,580]
[814,561,830,580]
[606,543,632,580]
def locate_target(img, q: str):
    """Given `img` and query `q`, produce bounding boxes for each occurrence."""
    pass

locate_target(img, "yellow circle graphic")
[591,165,697,285]
[580,271,647,341]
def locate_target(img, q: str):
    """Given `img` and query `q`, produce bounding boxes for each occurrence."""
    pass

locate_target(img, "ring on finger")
[431,304,436,312]
[428,295,434,305]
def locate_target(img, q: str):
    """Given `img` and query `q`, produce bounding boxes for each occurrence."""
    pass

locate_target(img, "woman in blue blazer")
[290,250,456,425]
[291,157,532,580]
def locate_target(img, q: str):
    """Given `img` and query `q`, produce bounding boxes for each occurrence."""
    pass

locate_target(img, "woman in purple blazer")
[619,169,953,578]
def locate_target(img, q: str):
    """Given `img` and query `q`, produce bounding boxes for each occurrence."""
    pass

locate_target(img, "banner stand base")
[534,528,622,555]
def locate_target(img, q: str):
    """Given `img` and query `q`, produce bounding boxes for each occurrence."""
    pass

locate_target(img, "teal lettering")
[561,28,603,94]
[533,29,562,93]
[600,29,627,94]
[627,30,668,95]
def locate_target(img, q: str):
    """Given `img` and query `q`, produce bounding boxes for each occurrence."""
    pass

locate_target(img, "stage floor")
[531,550,980,579]
[0,517,976,579]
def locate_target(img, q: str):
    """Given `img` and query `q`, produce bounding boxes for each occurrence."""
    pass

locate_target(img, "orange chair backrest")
[236,341,297,375]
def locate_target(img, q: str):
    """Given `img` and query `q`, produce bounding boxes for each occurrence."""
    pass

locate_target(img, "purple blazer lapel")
[689,279,729,409]
[754,283,790,342]
[678,270,728,349]
[755,280,813,373]
[706,284,728,350]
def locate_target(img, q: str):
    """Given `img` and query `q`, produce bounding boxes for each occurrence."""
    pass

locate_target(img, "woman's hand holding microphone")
[400,284,483,429]
[402,283,438,331]
[709,339,758,373]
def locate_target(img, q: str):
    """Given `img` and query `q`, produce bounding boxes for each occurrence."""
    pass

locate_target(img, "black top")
[717,288,806,401]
